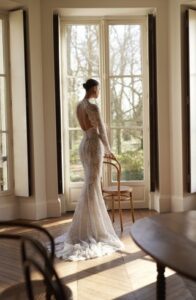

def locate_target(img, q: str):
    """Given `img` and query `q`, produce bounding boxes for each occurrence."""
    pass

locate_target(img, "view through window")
[109,24,144,181]
[61,19,147,186]
[64,24,100,182]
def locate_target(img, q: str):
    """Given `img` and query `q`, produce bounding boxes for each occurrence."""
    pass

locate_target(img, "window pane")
[111,128,144,181]
[65,23,102,184]
[0,133,8,191]
[66,25,99,78]
[67,77,85,128]
[69,130,84,182]
[110,77,143,127]
[109,24,141,76]
[0,77,6,131]
[0,20,4,74]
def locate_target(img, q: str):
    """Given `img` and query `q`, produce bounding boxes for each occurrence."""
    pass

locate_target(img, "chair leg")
[118,197,123,232]
[112,196,115,222]
[130,192,135,223]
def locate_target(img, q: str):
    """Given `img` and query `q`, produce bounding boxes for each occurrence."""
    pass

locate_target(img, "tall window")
[61,18,148,190]
[0,16,10,192]
[62,23,100,183]
[108,24,144,181]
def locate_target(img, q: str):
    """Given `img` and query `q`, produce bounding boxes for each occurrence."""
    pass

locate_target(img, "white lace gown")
[55,98,124,261]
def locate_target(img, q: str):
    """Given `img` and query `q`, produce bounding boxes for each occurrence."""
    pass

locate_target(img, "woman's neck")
[84,96,94,101]
[85,91,95,99]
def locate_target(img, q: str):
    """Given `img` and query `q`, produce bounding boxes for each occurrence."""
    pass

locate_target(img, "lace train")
[54,236,122,261]
[54,174,124,261]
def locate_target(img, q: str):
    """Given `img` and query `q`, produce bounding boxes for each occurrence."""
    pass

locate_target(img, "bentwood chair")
[102,157,135,232]
[0,221,72,300]
[21,236,72,300]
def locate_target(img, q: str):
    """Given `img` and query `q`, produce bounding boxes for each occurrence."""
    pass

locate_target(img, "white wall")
[1,0,195,219]
[17,0,61,219]
[168,0,184,211]
[168,0,196,211]
[0,0,60,219]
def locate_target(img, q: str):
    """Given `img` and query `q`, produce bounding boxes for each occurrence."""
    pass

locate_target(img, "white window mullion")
[100,20,111,186]
[100,20,108,121]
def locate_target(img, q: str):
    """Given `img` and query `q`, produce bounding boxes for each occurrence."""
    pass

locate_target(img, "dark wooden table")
[130,211,196,300]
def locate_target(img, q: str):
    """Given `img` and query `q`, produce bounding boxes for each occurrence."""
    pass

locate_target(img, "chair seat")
[102,185,133,194]
[0,280,73,300]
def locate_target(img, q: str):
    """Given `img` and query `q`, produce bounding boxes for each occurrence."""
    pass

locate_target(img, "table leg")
[156,263,166,300]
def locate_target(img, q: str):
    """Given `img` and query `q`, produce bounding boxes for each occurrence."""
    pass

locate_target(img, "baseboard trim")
[149,192,171,213]
[19,199,47,220]
[0,196,18,220]
[47,198,61,217]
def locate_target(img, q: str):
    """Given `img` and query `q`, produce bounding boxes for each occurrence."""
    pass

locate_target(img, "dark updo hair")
[83,79,99,91]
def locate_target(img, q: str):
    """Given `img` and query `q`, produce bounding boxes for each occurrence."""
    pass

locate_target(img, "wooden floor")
[0,209,195,299]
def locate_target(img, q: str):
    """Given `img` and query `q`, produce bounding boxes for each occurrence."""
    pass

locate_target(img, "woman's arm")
[86,102,115,158]
[94,106,115,158]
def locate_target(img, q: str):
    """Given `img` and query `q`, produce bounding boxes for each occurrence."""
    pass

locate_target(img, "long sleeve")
[86,103,111,154]
[96,106,111,154]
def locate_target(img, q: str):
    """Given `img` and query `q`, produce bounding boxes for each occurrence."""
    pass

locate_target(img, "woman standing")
[55,79,123,261]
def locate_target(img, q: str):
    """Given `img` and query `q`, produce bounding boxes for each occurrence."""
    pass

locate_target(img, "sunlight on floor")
[42,219,72,228]
[54,242,180,300]
[0,210,191,300]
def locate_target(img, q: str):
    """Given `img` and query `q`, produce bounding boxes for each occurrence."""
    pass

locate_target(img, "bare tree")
[109,25,143,154]
[66,23,143,181]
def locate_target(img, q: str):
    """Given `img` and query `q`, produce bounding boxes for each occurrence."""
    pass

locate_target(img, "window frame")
[60,19,101,190]
[60,16,149,189]
[103,18,149,186]
[0,13,13,195]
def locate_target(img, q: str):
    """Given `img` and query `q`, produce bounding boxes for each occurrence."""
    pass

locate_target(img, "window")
[61,17,149,205]
[0,15,10,192]
[108,23,144,181]
[62,22,100,183]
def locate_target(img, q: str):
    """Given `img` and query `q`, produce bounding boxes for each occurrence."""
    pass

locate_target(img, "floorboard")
[0,209,195,299]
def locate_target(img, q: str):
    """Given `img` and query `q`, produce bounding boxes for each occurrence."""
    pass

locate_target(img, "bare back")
[76,100,94,131]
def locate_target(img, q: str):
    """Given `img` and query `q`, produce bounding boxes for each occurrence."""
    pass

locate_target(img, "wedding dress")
[54,98,124,261]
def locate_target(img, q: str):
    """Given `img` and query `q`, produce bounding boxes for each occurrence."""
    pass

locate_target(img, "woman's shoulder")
[78,99,99,114]
[87,102,99,112]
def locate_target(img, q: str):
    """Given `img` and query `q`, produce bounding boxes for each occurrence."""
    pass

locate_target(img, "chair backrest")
[103,157,121,192]
[21,237,69,300]
[0,222,54,299]
[0,233,72,300]
[0,221,55,263]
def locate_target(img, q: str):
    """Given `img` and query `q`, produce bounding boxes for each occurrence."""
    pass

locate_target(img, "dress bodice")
[77,98,111,154]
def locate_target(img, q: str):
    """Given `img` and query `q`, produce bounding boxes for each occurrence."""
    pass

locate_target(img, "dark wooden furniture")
[130,211,196,300]
[0,221,72,300]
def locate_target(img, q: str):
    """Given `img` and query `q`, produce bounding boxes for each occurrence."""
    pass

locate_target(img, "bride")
[55,79,124,261]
